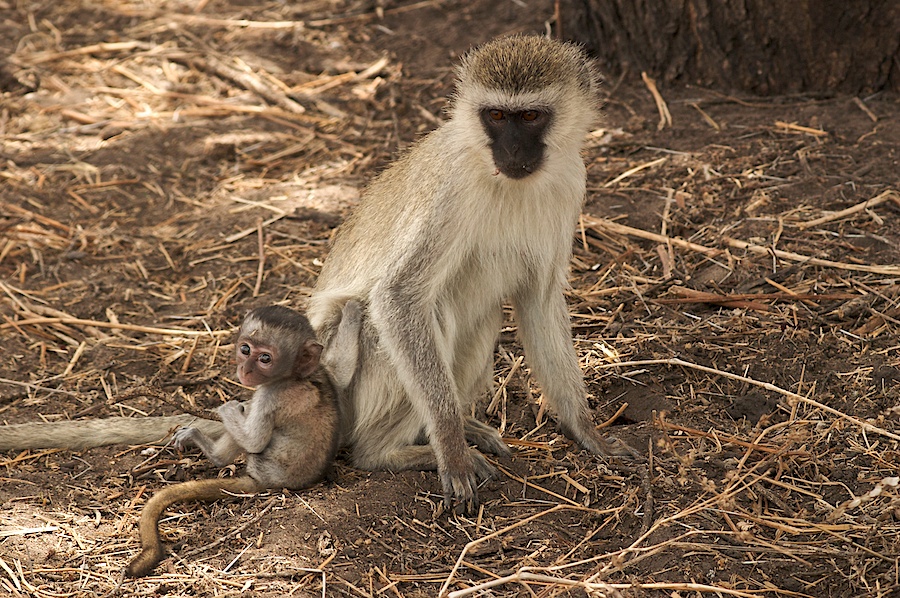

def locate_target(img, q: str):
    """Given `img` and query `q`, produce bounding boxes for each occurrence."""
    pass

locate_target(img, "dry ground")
[1,1,899,597]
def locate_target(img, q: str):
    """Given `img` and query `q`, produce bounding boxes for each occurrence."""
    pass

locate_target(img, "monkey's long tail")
[125,476,262,578]
[0,415,224,451]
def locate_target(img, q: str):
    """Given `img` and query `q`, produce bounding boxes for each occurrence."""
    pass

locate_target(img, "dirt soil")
[2,2,899,597]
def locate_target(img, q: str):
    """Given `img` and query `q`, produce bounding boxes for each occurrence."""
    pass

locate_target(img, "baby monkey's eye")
[240,343,251,355]
[259,353,272,364]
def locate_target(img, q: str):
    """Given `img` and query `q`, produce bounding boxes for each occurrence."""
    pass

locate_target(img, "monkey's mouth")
[493,160,540,179]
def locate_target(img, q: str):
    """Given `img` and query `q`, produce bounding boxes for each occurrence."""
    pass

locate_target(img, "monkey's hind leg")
[464,417,510,457]
[173,426,242,467]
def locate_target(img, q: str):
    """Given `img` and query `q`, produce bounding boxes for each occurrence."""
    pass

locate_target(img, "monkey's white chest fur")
[310,127,586,445]
[307,34,617,500]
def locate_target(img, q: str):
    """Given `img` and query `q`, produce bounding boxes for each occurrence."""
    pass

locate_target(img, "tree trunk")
[561,0,900,95]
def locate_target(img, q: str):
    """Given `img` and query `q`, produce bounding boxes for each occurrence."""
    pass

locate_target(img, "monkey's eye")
[239,343,251,356]
[488,109,505,121]
[521,110,540,122]
[259,353,272,364]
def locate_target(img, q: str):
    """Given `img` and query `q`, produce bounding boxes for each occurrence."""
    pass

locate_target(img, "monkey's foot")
[564,423,641,460]
[439,448,496,515]
[464,417,511,457]
[591,434,642,459]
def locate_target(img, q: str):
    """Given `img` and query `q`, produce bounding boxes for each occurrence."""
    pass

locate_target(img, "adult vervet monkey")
[308,35,636,512]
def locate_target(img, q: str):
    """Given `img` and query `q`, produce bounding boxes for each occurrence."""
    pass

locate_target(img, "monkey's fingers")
[439,449,496,515]
[440,468,480,514]
[172,427,197,451]
[464,418,511,457]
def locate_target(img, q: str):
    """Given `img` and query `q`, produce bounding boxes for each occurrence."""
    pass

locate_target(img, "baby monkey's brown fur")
[125,303,359,578]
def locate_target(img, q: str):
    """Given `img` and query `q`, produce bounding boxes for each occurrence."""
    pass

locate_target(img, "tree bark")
[561,0,900,95]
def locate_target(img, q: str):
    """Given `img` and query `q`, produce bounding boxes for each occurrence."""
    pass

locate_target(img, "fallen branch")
[448,570,760,598]
[0,317,231,337]
[798,189,899,229]
[599,358,900,443]
[583,215,900,276]
[723,236,900,275]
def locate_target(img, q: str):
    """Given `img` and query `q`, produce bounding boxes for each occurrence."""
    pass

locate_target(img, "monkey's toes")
[582,434,644,460]
[464,418,512,457]
[470,450,498,481]
[440,470,480,515]
[604,436,642,459]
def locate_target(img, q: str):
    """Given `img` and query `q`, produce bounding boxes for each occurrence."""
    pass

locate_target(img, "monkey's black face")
[480,108,550,179]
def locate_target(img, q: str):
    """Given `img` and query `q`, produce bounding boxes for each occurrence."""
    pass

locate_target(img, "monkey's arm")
[217,400,273,454]
[369,239,492,509]
[513,284,639,458]
[321,299,362,390]
[0,415,224,451]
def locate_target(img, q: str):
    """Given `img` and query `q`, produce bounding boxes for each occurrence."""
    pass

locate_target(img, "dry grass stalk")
[600,357,900,443]
[2,2,899,596]
[641,71,672,130]
[798,189,898,229]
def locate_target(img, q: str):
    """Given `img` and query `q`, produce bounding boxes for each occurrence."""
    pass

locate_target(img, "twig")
[599,358,900,442]
[852,97,878,122]
[583,215,900,276]
[253,218,265,297]
[641,72,672,130]
[689,102,720,130]
[775,121,827,136]
[307,0,446,26]
[448,569,760,598]
[723,236,900,275]
[798,189,898,229]
[0,377,82,397]
[179,496,278,559]
[595,402,628,430]
[656,417,807,455]
[0,317,231,337]
[225,212,289,243]
[582,215,720,255]
[13,41,146,65]
[602,157,668,188]
[438,505,566,596]
[169,52,306,114]
[654,286,858,305]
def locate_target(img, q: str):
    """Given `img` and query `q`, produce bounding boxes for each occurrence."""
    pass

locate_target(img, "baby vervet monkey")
[125,303,360,578]
[0,303,360,452]
[308,35,638,513]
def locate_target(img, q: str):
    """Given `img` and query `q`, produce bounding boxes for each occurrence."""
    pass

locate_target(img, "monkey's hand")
[440,449,496,514]
[172,426,199,451]
[216,400,246,423]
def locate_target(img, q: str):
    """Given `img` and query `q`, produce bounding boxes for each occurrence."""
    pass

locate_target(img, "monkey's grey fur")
[309,35,635,511]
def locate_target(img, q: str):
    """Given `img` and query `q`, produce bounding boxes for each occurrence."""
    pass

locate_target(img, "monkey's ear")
[295,340,323,378]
